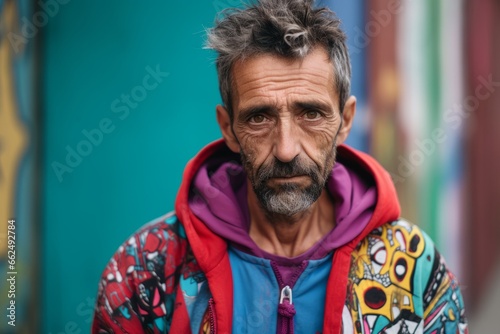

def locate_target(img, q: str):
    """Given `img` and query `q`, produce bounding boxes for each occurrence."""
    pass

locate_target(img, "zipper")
[278,285,295,334]
[208,297,217,334]
[271,261,308,334]
[280,286,293,305]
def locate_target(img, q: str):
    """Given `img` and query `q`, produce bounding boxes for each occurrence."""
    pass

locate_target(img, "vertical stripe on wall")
[397,0,429,231]
[368,0,400,172]
[465,0,500,311]
[422,0,442,245]
[321,0,369,152]
[0,0,39,332]
[438,0,465,278]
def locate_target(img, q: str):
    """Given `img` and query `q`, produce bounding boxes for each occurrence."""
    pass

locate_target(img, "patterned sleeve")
[91,214,188,333]
[346,219,468,334]
[422,246,468,334]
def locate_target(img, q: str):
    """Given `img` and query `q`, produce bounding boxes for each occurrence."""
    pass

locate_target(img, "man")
[92,0,468,333]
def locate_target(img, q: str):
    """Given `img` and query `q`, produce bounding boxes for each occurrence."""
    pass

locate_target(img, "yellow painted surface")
[0,1,28,256]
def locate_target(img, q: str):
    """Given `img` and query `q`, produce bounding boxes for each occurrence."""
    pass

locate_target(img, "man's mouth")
[268,175,308,182]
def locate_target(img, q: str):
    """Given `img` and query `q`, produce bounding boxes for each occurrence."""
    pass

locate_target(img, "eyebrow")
[237,104,278,122]
[293,100,333,114]
[237,99,334,122]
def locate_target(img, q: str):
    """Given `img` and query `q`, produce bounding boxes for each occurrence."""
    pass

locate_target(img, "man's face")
[219,48,350,217]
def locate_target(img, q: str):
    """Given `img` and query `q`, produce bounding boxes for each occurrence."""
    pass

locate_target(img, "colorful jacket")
[92,140,468,334]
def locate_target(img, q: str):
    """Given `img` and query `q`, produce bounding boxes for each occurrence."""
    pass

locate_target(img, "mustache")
[256,157,320,182]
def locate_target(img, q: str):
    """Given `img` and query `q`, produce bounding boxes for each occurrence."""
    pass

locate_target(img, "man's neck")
[247,185,336,258]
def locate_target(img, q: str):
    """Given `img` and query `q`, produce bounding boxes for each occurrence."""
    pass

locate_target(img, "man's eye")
[304,110,321,120]
[249,115,267,123]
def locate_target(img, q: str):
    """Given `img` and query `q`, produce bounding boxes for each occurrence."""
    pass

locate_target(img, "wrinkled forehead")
[230,48,338,110]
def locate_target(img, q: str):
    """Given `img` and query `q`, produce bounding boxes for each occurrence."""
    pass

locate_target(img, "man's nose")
[273,119,300,163]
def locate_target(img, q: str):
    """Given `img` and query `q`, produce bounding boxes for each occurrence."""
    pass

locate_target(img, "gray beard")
[256,180,323,217]
[240,146,336,219]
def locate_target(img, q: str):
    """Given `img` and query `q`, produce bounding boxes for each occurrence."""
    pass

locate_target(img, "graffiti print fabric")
[345,221,468,334]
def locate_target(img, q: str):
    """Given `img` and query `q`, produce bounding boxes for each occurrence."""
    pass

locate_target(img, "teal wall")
[42,1,225,332]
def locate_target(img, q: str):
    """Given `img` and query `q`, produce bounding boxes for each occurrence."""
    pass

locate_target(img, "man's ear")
[216,104,240,153]
[336,96,356,145]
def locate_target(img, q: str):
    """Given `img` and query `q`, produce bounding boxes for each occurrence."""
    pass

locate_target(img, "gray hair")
[206,0,352,119]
